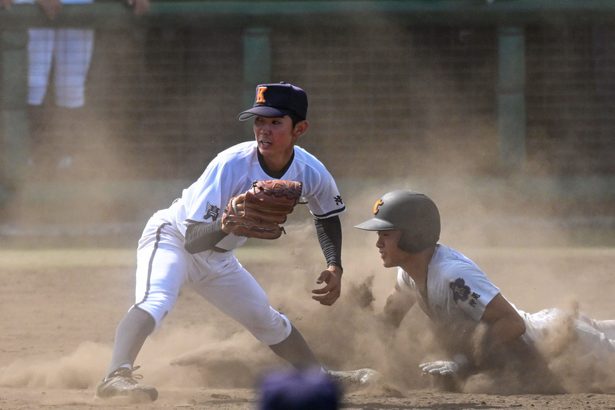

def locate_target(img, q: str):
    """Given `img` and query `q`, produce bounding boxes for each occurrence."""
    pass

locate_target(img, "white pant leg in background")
[27,28,55,106]
[53,28,94,108]
[190,252,292,346]
[27,28,94,108]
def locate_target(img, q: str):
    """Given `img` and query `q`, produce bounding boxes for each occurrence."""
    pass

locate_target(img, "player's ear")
[292,120,309,138]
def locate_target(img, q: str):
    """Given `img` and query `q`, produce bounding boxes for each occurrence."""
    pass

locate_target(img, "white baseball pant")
[523,308,615,360]
[132,214,292,346]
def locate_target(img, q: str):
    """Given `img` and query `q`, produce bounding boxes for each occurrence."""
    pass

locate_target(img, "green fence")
[1,1,615,226]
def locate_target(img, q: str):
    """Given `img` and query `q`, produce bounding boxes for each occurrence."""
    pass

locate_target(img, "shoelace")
[109,365,144,383]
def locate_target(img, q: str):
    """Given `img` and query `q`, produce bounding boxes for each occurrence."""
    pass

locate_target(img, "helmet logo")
[372,199,384,215]
[256,86,268,104]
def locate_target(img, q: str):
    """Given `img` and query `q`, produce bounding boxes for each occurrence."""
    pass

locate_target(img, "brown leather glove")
[221,180,303,239]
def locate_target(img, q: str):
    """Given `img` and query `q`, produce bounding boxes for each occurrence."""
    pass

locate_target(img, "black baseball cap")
[238,82,308,121]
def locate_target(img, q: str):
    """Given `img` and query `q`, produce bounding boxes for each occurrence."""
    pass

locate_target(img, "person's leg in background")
[25,28,54,175]
[53,28,94,109]
[27,28,54,106]
[51,28,95,174]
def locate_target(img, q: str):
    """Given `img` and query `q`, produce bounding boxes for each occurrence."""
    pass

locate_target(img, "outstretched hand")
[37,0,62,19]
[126,0,149,15]
[311,265,342,306]
[0,0,149,16]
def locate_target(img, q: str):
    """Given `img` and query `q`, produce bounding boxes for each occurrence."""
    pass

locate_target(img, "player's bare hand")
[127,0,149,15]
[311,265,342,306]
[36,0,62,19]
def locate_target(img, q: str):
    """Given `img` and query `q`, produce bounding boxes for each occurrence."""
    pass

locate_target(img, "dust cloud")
[0,342,108,389]
[0,208,614,396]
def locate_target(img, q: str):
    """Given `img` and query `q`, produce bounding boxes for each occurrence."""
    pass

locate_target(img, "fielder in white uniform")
[95,82,346,402]
[355,190,615,392]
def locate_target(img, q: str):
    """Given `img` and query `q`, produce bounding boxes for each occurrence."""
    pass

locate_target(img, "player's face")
[376,230,405,268]
[253,116,297,158]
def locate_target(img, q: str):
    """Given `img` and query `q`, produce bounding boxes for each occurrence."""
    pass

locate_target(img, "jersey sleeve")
[302,167,346,219]
[182,157,242,229]
[446,266,500,322]
[180,158,250,249]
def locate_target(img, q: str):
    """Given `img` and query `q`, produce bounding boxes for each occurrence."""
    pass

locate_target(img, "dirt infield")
[1,240,615,409]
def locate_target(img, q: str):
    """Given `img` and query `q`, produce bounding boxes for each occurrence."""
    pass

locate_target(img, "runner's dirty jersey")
[396,244,500,335]
[396,244,615,362]
[395,244,572,345]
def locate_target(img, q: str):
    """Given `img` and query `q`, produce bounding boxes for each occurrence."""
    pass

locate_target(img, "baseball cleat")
[325,368,381,389]
[95,366,158,402]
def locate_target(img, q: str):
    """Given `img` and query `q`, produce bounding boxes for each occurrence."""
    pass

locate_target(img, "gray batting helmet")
[355,190,440,253]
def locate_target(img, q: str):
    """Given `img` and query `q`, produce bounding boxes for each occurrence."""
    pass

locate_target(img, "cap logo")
[372,199,384,215]
[256,86,267,104]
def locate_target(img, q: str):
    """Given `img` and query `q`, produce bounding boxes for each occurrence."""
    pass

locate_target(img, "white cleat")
[326,368,382,389]
[95,366,158,403]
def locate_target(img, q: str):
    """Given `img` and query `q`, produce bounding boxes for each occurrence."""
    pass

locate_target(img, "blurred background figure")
[1,0,149,176]
[7,0,97,110]
[5,0,148,110]
[258,368,342,410]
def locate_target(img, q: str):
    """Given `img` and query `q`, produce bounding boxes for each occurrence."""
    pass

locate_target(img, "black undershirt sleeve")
[314,215,343,270]
[184,220,227,254]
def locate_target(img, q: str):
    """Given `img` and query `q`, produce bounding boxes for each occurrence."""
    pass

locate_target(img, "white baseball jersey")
[167,141,345,250]
[396,244,500,326]
[396,244,615,358]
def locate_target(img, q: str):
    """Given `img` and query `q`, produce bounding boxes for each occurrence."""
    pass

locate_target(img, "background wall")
[1,1,615,246]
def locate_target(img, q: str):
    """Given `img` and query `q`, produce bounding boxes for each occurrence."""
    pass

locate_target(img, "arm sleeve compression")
[184,220,227,254]
[314,215,342,269]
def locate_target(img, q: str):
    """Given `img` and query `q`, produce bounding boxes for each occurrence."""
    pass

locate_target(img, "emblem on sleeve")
[450,278,471,302]
[334,195,344,206]
[450,278,481,307]
[469,292,481,307]
[204,202,220,221]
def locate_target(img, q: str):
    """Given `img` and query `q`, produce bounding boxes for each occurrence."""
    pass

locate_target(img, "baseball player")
[95,82,346,402]
[2,0,149,108]
[355,190,615,392]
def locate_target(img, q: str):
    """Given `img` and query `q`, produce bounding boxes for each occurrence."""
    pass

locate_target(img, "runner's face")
[253,116,297,158]
[376,230,405,268]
